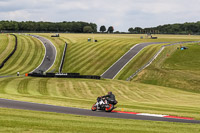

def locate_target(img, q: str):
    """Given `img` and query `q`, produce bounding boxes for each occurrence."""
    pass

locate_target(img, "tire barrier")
[0,34,17,69]
[126,41,200,81]
[28,72,101,80]
[59,43,67,73]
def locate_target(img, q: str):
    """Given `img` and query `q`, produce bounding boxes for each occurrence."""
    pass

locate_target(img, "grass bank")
[133,43,200,92]
[0,77,200,119]
[0,34,44,76]
[0,108,200,133]
[0,34,15,63]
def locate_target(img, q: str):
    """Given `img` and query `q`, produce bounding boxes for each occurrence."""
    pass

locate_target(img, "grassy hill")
[0,34,44,76]
[1,34,200,132]
[0,77,200,120]
[0,34,15,63]
[133,43,200,92]
[35,34,199,76]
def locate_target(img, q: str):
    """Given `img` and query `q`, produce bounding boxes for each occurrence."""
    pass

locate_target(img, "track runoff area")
[0,98,199,124]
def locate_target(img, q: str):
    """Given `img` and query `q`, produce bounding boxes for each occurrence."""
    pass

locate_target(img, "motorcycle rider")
[93,92,117,111]
[102,92,117,105]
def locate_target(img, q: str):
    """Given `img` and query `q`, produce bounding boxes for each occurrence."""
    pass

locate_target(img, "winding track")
[0,98,200,124]
[30,35,57,73]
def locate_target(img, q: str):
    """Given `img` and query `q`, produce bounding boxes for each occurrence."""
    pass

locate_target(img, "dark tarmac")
[0,98,199,124]
[30,35,56,73]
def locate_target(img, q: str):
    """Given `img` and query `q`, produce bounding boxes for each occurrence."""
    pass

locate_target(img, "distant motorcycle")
[91,97,117,112]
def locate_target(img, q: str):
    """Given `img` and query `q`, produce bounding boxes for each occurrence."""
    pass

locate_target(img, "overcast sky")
[1,0,200,31]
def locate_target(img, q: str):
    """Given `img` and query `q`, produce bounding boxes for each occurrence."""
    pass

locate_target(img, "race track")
[0,98,199,124]
[30,35,57,73]
[101,42,168,79]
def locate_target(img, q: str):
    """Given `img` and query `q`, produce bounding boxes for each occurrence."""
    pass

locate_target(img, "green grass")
[35,34,200,75]
[133,43,200,92]
[1,34,200,132]
[0,34,15,63]
[0,34,45,76]
[1,108,200,133]
[0,77,200,120]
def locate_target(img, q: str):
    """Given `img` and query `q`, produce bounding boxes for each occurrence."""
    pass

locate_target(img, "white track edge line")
[112,42,167,79]
[112,46,146,79]
[101,43,140,77]
[45,38,57,72]
[30,35,47,73]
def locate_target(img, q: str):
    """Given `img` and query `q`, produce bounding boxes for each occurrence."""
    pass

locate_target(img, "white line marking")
[101,43,140,77]
[30,35,46,73]
[112,45,147,79]
[30,35,57,73]
[45,38,57,72]
[137,113,167,117]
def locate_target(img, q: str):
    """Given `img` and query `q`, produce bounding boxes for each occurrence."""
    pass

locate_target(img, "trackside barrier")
[0,34,18,69]
[126,41,200,81]
[28,73,101,80]
[59,43,68,73]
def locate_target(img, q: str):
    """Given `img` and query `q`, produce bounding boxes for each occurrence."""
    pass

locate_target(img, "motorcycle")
[91,97,117,112]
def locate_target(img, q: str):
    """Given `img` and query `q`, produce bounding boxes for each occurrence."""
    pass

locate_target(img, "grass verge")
[0,108,200,133]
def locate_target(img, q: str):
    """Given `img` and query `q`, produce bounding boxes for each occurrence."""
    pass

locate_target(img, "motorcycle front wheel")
[91,104,97,111]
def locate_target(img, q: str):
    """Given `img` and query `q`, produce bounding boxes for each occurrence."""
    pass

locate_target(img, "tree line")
[0,21,97,33]
[99,25,114,33]
[128,21,200,34]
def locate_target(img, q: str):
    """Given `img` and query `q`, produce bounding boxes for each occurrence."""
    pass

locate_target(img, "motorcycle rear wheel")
[105,104,114,112]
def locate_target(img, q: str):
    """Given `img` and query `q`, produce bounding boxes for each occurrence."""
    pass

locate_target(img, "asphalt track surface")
[101,42,168,79]
[0,98,199,124]
[30,35,56,73]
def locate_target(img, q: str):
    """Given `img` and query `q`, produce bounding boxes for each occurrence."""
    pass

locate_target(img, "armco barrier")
[0,34,17,69]
[28,73,101,80]
[59,43,68,73]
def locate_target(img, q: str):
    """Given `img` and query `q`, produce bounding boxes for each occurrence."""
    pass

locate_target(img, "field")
[0,33,200,132]
[1,108,200,133]
[0,34,44,76]
[36,34,200,75]
[0,34,15,63]
[0,77,200,120]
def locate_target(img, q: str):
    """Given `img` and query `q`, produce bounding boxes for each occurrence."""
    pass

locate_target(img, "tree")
[0,24,2,31]
[107,26,114,33]
[83,26,93,33]
[128,27,134,33]
[134,27,142,34]
[100,25,106,33]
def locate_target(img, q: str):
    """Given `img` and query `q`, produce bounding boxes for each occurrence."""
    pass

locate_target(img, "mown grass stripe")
[17,78,30,94]
[68,40,120,73]
[0,35,30,75]
[79,41,135,75]
[0,36,24,75]
[62,40,114,72]
[0,35,44,75]
[75,40,122,73]
[38,79,49,95]
[0,78,16,94]
[0,34,15,63]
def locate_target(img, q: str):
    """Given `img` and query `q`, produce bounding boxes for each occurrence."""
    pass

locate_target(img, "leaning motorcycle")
[91,97,117,112]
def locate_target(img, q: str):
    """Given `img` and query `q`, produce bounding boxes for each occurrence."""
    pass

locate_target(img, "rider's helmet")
[108,91,112,95]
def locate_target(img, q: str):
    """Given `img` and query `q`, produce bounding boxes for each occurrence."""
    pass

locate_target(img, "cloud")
[0,0,200,31]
